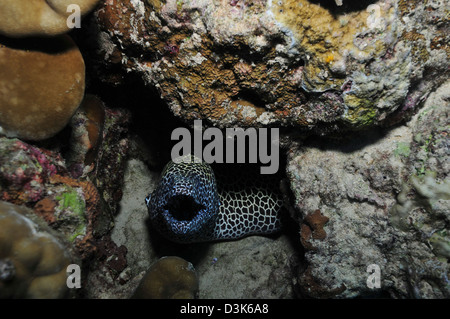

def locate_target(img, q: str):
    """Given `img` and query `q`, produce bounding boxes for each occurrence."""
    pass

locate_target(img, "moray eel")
[145,155,283,243]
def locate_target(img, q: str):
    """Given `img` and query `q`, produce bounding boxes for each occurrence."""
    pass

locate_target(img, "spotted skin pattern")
[146,156,283,243]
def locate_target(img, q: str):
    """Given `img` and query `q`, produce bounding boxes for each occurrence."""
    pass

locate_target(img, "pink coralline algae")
[16,141,59,176]
[164,42,180,56]
[0,137,66,204]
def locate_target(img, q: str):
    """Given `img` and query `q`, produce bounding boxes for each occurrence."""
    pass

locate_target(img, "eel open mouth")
[163,194,205,222]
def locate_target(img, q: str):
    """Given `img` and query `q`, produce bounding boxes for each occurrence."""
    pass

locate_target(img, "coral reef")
[87,106,131,217]
[0,0,448,301]
[0,0,100,37]
[0,97,131,270]
[85,0,448,131]
[390,172,450,234]
[60,104,131,298]
[0,35,85,141]
[132,256,199,299]
[0,201,72,298]
[0,137,66,204]
[286,81,450,298]
[0,136,105,256]
[67,95,106,173]
[0,134,107,261]
[45,174,102,260]
[0,0,133,297]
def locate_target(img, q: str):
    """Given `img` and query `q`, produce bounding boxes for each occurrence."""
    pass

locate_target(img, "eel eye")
[145,194,151,206]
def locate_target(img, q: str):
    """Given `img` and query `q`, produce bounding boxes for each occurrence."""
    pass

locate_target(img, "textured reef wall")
[0,0,449,299]
[287,82,449,298]
[82,0,449,298]
[90,0,448,131]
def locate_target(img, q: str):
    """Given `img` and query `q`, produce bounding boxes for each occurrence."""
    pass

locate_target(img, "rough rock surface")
[88,0,448,131]
[287,81,449,298]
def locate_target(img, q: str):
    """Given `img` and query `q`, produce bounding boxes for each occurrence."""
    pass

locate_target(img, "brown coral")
[0,0,100,37]
[132,256,199,299]
[0,201,71,298]
[0,35,85,140]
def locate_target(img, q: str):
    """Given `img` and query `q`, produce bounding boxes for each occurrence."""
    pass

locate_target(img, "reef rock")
[88,0,448,131]
[0,137,67,204]
[287,81,450,298]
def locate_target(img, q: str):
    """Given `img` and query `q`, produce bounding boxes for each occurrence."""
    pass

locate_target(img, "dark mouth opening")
[163,195,204,222]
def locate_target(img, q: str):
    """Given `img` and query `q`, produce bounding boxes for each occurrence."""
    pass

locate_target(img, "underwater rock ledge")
[86,0,448,131]
[287,81,450,298]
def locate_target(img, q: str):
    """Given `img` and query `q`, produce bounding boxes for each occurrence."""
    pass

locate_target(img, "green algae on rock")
[54,187,88,243]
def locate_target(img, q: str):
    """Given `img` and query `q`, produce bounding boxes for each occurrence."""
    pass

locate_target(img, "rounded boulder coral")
[0,201,71,299]
[0,35,85,140]
[0,0,100,37]
[132,256,199,299]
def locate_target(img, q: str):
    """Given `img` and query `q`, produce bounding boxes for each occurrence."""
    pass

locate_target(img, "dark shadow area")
[0,34,77,54]
[84,73,186,171]
[145,216,212,265]
[234,88,268,108]
[300,123,406,154]
[308,0,379,15]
